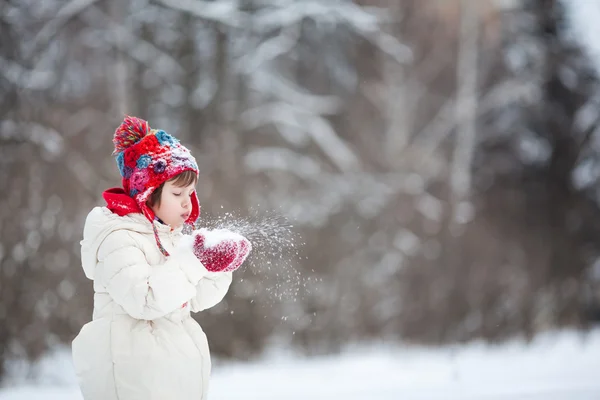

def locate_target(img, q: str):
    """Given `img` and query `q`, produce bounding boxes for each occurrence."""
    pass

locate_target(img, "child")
[72,116,251,400]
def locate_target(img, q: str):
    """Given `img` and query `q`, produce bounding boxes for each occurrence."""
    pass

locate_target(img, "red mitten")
[223,236,252,272]
[192,228,251,272]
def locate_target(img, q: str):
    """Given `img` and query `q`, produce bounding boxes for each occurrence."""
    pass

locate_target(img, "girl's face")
[151,180,196,229]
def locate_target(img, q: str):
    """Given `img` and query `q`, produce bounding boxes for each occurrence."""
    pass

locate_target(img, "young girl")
[72,116,251,400]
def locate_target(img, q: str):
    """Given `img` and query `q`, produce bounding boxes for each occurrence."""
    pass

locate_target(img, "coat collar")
[102,187,183,234]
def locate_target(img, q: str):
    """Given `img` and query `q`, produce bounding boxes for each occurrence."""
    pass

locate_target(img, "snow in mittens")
[196,228,246,248]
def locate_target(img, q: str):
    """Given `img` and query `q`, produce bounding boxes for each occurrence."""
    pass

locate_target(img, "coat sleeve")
[97,230,208,320]
[189,271,233,313]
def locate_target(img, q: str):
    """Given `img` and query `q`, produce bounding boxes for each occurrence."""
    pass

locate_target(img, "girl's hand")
[223,235,251,272]
[191,229,252,272]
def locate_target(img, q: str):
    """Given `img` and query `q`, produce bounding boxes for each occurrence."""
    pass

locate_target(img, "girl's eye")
[173,193,181,197]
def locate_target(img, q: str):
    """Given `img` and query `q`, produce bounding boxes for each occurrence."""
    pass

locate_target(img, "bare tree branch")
[26,0,102,60]
[81,7,186,82]
[155,0,246,27]
[450,0,479,212]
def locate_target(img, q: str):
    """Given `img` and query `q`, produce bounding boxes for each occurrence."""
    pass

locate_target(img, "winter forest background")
[3,0,600,387]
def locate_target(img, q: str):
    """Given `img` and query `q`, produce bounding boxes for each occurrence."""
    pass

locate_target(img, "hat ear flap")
[186,191,201,225]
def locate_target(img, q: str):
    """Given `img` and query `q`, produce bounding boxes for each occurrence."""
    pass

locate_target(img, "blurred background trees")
[2,0,600,381]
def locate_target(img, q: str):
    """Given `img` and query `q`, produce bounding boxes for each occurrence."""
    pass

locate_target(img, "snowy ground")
[1,329,600,400]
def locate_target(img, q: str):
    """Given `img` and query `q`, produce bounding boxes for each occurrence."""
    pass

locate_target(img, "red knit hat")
[112,115,200,255]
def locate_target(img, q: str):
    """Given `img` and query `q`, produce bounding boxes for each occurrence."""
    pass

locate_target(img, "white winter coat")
[72,207,232,400]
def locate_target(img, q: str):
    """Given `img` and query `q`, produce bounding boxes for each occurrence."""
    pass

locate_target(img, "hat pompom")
[113,115,151,153]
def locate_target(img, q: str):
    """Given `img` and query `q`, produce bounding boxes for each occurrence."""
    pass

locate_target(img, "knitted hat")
[112,115,200,255]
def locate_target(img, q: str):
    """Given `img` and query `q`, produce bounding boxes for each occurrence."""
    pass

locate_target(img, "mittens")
[226,234,251,272]
[192,228,252,272]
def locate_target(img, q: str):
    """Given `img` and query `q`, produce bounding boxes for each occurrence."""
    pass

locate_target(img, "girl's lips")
[181,213,190,219]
